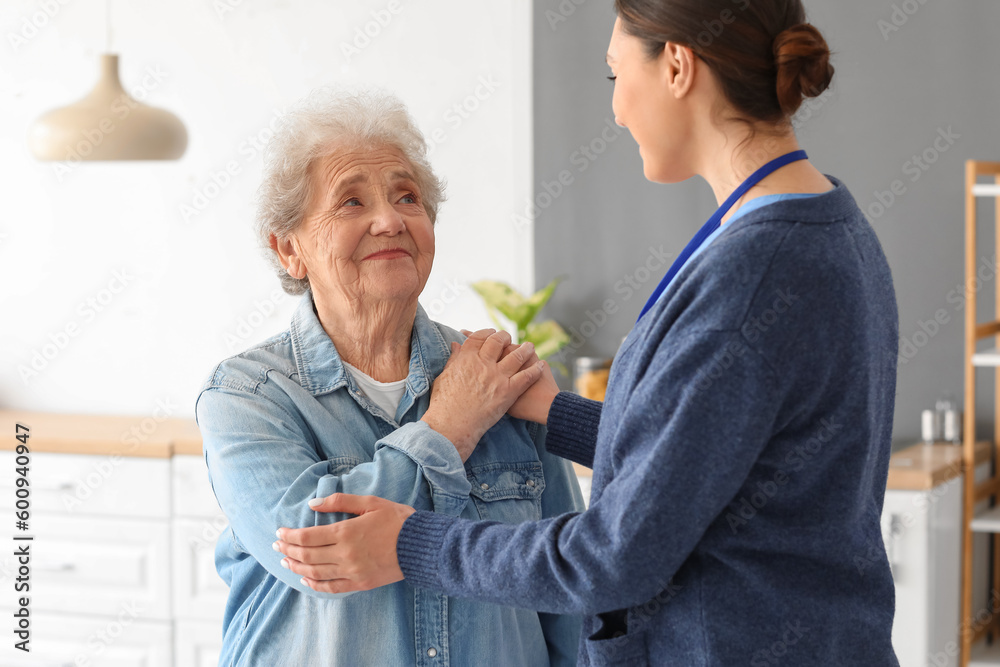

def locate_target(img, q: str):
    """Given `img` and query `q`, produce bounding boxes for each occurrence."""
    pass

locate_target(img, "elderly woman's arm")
[196,384,472,601]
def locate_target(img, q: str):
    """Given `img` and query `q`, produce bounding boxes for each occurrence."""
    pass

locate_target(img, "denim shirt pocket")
[466,461,545,522]
[328,455,365,475]
[227,579,269,666]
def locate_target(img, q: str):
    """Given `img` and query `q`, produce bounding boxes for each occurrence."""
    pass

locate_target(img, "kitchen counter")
[0,409,199,458]
[886,440,992,491]
[0,410,596,477]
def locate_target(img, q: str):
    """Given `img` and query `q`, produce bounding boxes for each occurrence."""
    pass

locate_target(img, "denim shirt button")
[427,647,438,658]
[480,483,489,490]
[526,479,535,487]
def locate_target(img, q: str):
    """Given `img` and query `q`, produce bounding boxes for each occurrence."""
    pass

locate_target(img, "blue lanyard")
[635,149,809,324]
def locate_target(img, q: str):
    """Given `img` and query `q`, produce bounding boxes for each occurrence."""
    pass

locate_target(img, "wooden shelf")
[970,639,1000,666]
[974,348,1000,366]
[973,184,1000,198]
[972,505,1000,533]
[961,161,1000,667]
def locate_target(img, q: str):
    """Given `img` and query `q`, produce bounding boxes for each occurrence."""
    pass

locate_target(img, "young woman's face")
[607,17,697,184]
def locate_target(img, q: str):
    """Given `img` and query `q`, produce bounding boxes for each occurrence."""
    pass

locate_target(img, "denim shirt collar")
[288,287,450,401]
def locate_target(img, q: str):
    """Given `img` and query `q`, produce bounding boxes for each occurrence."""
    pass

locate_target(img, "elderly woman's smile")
[363,249,411,260]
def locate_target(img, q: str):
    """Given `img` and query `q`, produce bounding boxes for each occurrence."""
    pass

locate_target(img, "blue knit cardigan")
[397,175,900,666]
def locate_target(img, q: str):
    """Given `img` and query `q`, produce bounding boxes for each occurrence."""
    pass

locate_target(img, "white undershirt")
[340,359,407,421]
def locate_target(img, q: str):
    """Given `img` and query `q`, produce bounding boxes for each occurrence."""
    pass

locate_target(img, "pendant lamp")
[28,1,187,161]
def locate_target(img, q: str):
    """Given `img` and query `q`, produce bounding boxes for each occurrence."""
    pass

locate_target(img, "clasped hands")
[273,327,559,594]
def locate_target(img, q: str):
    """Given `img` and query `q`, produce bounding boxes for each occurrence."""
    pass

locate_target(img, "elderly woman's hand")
[421,329,544,461]
[465,329,561,426]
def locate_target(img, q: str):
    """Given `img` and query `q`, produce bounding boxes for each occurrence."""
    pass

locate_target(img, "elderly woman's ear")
[270,233,308,281]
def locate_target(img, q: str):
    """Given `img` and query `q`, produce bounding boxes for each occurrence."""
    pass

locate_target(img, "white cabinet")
[0,450,174,665]
[171,455,227,658]
[0,452,171,519]
[882,443,991,667]
[175,619,224,667]
[0,609,173,667]
[27,512,171,619]
[0,434,228,667]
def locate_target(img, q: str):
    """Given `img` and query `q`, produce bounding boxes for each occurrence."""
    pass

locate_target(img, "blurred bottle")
[921,409,937,445]
[935,395,954,436]
[935,394,959,444]
[574,357,612,402]
[943,408,962,444]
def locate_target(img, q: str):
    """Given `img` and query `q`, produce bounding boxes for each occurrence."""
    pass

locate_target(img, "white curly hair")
[254,86,447,295]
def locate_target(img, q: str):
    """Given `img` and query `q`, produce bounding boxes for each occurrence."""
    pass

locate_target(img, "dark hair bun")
[773,23,834,116]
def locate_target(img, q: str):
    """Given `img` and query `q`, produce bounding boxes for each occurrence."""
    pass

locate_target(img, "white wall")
[0,0,534,418]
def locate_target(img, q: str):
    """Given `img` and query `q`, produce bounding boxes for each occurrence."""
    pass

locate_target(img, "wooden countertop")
[0,410,200,458]
[7,411,969,491]
[886,441,993,490]
[0,411,599,470]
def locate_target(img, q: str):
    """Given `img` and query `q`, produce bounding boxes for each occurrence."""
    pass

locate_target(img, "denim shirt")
[194,287,585,667]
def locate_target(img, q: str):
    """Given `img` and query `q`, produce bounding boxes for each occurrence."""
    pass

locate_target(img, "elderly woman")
[194,88,584,667]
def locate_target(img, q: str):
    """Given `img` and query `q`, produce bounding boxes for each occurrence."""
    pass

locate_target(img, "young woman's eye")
[607,75,617,83]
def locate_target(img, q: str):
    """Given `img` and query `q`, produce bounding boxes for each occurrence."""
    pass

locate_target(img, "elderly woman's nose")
[369,201,407,234]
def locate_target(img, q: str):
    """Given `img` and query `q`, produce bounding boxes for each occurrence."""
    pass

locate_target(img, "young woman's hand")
[274,494,411,594]
[421,328,544,461]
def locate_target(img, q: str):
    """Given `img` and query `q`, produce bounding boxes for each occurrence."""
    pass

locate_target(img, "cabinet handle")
[34,561,76,572]
[882,514,904,576]
[33,481,74,492]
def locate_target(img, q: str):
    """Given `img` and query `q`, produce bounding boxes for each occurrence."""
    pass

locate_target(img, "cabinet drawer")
[172,455,223,518]
[0,609,171,667]
[25,513,171,620]
[172,519,229,622]
[0,451,170,519]
[175,618,224,667]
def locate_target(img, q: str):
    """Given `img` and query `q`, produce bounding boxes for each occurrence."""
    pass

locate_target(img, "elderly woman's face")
[294,144,435,306]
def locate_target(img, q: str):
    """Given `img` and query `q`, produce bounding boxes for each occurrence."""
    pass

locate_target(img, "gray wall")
[531,0,1000,450]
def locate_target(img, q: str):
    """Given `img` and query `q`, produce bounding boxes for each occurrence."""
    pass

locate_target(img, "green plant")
[470,277,571,376]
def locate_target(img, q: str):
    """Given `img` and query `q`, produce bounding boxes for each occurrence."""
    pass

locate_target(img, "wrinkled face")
[607,16,695,183]
[294,144,435,308]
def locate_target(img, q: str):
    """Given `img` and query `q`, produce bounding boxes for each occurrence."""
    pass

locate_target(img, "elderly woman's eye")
[400,194,418,204]
[343,197,362,207]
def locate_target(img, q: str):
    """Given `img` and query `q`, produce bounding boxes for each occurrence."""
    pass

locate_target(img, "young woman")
[273,1,900,664]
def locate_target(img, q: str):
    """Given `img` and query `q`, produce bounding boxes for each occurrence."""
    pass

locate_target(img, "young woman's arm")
[395,328,781,614]
[543,391,603,469]
[526,420,587,664]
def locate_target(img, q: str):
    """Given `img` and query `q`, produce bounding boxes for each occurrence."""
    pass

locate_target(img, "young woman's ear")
[661,42,696,98]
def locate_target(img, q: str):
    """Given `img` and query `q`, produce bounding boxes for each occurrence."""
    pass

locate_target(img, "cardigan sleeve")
[395,327,784,615]
[542,391,603,469]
